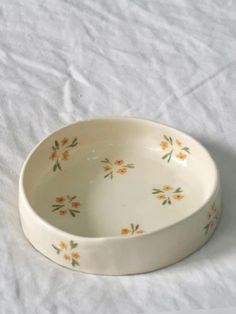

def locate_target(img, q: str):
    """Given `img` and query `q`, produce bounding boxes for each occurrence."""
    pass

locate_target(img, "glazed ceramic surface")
[19,118,221,275]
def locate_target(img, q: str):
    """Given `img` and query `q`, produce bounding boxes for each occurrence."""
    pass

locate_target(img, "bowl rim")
[19,116,220,241]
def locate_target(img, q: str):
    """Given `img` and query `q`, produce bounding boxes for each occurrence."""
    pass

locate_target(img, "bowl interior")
[23,118,217,237]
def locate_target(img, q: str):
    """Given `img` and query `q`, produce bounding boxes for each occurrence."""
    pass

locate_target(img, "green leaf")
[70,240,78,249]
[124,164,135,168]
[168,198,171,205]
[163,135,170,142]
[57,160,62,171]
[181,147,190,154]
[69,210,76,217]
[55,140,60,150]
[135,224,139,231]
[51,205,64,212]
[53,163,57,172]
[104,171,113,178]
[152,189,163,194]
[167,150,173,163]
[52,244,61,254]
[169,136,173,145]
[162,152,170,160]
[70,196,77,201]
[72,258,79,267]
[131,223,134,232]
[162,199,167,205]
[173,187,182,193]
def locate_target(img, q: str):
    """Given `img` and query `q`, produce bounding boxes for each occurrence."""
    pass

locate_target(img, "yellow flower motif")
[160,141,169,150]
[104,165,112,172]
[157,194,166,200]
[117,167,127,175]
[71,252,80,259]
[62,150,69,161]
[172,194,184,200]
[162,185,173,191]
[176,152,187,160]
[64,254,71,260]
[49,150,57,161]
[121,228,130,235]
[114,160,124,166]
[176,139,182,147]
[61,137,69,146]
[59,241,67,250]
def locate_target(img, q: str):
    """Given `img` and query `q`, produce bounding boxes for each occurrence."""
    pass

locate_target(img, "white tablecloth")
[1,0,236,313]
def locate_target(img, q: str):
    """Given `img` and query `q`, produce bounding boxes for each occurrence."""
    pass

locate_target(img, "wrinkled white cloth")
[0,0,236,313]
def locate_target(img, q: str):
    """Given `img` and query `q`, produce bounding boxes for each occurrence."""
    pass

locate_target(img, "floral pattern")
[52,240,80,267]
[160,135,190,163]
[204,203,219,235]
[101,158,135,179]
[121,224,144,235]
[49,137,78,171]
[51,195,81,217]
[152,185,184,205]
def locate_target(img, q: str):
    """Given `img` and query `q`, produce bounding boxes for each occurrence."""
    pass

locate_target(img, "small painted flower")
[59,241,67,250]
[162,185,173,191]
[117,167,127,175]
[121,224,144,235]
[49,151,57,161]
[61,137,69,146]
[172,194,184,200]
[204,203,219,235]
[114,159,124,166]
[62,150,69,161]
[49,137,78,172]
[160,135,190,163]
[176,152,187,160]
[160,141,169,150]
[101,158,135,179]
[71,201,80,208]
[121,228,130,235]
[52,195,81,217]
[64,254,71,260]
[59,209,67,215]
[56,196,65,203]
[104,165,112,172]
[157,194,166,200]
[153,186,184,205]
[52,240,80,267]
[176,139,182,147]
[71,252,80,259]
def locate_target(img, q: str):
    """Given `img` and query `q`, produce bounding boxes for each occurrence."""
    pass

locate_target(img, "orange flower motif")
[114,160,124,166]
[121,228,130,235]
[62,150,69,160]
[71,201,80,208]
[117,167,127,175]
[71,252,80,259]
[176,152,187,160]
[56,196,65,203]
[64,254,71,260]
[176,139,182,147]
[162,185,173,191]
[59,241,67,250]
[157,194,166,200]
[136,229,144,234]
[172,194,184,200]
[49,150,57,161]
[160,141,169,150]
[104,165,112,172]
[59,209,67,215]
[61,137,69,146]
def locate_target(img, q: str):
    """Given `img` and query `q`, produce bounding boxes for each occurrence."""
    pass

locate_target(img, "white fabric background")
[0,0,236,313]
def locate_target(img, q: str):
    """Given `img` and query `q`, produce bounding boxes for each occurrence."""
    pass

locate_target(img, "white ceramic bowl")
[19,117,221,275]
